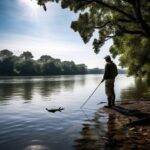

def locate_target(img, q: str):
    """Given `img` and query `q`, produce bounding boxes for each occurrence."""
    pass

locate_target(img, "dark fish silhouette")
[46,107,64,113]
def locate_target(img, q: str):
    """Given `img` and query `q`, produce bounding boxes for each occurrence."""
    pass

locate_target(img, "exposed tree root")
[112,106,150,118]
[127,117,150,126]
[111,106,150,126]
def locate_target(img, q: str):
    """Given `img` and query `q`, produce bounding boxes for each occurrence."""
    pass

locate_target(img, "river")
[0,75,149,150]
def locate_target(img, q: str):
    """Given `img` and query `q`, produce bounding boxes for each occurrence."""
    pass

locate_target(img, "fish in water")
[46,107,64,113]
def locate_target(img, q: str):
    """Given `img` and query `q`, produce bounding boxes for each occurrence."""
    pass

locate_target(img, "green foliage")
[61,61,77,74]
[0,50,88,76]
[0,49,13,57]
[37,0,150,78]
[0,49,14,75]
[39,55,53,62]
[76,64,87,74]
[15,61,37,75]
[20,51,33,61]
[110,36,150,78]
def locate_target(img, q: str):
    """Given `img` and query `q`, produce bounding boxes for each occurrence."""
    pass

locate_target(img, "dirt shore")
[102,100,150,149]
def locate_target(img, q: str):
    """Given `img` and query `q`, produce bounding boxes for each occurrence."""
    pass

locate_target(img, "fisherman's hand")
[101,79,105,83]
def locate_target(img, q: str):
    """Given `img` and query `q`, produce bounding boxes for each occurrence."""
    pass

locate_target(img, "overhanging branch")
[94,21,111,29]
[82,0,136,20]
[132,0,150,36]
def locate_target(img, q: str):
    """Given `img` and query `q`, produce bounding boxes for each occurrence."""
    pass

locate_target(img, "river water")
[0,75,149,150]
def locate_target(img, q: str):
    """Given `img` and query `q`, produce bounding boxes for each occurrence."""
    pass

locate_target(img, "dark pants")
[105,79,115,107]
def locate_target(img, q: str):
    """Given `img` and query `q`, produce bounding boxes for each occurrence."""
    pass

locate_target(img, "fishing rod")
[80,81,102,108]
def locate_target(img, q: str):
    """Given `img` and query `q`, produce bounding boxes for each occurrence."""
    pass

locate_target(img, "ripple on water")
[24,144,49,150]
[0,75,149,150]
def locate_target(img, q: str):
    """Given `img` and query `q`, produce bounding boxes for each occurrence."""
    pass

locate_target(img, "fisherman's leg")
[110,87,115,106]
[108,97,112,107]
[105,79,113,107]
[105,80,112,108]
[110,80,115,106]
[112,91,115,106]
[104,96,112,108]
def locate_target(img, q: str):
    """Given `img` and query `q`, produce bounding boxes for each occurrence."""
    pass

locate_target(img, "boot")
[111,95,115,106]
[104,97,112,108]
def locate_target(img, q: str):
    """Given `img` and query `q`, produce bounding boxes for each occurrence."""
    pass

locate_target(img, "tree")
[0,49,90,76]
[15,51,36,75]
[88,68,103,74]
[0,50,14,75]
[61,61,77,74]
[37,0,150,78]
[20,51,33,61]
[76,64,87,74]
[0,49,13,58]
[38,55,61,75]
[39,55,53,63]
[15,60,37,75]
[111,35,150,79]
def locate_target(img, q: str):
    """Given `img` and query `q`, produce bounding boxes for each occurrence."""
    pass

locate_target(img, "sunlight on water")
[0,75,149,150]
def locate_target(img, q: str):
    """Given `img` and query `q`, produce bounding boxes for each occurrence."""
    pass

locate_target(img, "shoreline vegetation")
[0,49,125,76]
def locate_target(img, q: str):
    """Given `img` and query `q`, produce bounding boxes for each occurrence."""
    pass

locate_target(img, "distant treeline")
[0,49,126,76]
[87,68,126,74]
[0,49,88,76]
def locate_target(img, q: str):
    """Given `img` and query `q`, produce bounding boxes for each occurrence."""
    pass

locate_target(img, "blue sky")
[0,0,118,68]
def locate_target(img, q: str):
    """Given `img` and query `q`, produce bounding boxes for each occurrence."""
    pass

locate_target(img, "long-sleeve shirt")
[103,61,118,80]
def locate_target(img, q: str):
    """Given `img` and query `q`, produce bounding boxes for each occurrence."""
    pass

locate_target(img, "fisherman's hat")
[104,55,111,60]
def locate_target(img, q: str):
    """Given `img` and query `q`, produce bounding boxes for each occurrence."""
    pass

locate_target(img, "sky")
[0,0,119,68]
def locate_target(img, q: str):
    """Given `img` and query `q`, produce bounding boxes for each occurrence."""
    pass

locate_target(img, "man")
[101,55,118,108]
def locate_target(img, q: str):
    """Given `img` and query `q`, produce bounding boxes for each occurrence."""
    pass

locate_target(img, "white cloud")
[0,0,120,69]
[0,32,119,68]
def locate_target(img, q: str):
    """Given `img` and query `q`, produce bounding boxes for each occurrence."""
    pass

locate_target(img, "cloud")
[0,0,119,68]
[0,32,115,68]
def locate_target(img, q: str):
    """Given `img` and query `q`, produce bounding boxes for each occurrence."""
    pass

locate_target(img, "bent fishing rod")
[80,81,102,108]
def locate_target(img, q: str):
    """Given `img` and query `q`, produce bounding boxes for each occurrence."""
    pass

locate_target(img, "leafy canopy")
[37,0,150,78]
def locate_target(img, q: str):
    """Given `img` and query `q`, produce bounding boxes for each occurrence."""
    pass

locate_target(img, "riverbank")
[102,99,150,149]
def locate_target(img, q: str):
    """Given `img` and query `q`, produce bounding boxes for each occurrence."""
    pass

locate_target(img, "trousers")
[105,79,115,107]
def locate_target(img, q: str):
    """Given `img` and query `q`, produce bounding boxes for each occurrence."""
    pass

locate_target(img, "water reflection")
[74,106,149,149]
[0,75,149,150]
[24,144,49,150]
[74,109,107,150]
[0,82,34,101]
[0,76,146,103]
[40,80,62,97]
[0,76,87,102]
[74,77,150,150]
[120,78,150,100]
[0,84,14,101]
[22,83,34,100]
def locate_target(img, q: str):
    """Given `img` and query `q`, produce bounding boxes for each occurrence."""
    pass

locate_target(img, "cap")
[104,55,111,60]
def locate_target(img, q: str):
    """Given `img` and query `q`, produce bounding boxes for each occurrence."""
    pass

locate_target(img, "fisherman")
[101,55,118,108]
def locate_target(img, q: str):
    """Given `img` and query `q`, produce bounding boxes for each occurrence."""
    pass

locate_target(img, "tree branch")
[122,0,135,5]
[119,28,145,36]
[94,19,135,31]
[117,18,133,23]
[104,35,118,42]
[94,21,111,29]
[116,23,146,36]
[82,0,136,20]
[131,0,150,36]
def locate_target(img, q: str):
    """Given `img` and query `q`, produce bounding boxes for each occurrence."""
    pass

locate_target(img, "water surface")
[0,75,149,150]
